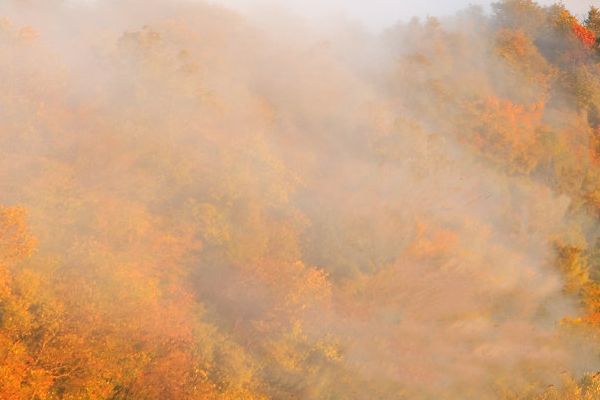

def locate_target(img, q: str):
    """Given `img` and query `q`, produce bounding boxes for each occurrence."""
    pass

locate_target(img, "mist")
[208,0,594,32]
[0,0,599,399]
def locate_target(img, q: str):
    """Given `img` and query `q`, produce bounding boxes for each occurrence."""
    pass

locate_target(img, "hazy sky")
[208,0,597,30]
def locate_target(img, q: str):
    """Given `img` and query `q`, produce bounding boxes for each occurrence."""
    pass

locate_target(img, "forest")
[1,0,600,398]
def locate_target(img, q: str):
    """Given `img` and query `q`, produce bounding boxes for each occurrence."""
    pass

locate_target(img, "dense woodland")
[2,0,600,398]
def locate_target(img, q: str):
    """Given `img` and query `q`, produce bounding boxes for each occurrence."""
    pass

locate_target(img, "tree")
[585,6,600,36]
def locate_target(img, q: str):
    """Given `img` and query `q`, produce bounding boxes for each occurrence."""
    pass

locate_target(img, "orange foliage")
[408,221,459,259]
[2,1,600,399]
[581,283,600,326]
[468,97,544,173]
[590,126,600,166]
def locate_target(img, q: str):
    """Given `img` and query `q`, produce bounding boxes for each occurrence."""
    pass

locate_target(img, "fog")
[0,0,598,399]
[208,0,595,31]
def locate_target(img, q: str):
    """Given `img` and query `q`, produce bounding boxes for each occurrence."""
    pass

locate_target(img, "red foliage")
[572,22,596,48]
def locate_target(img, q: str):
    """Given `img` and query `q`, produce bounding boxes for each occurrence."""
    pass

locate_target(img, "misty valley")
[0,0,600,399]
